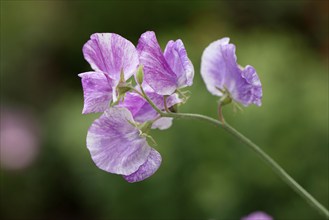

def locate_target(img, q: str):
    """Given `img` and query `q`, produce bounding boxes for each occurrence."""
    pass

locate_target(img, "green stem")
[161,112,329,218]
[134,87,328,217]
[139,85,163,115]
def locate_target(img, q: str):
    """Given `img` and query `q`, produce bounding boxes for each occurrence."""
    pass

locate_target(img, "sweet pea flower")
[87,107,162,182]
[241,211,273,220]
[201,38,262,106]
[137,31,194,96]
[79,33,139,114]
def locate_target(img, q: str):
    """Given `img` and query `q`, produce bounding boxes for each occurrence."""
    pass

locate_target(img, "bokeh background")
[1,1,328,220]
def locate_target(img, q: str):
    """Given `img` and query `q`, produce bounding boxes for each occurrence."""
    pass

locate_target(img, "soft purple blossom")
[86,107,161,182]
[79,33,139,113]
[137,31,194,96]
[201,38,262,106]
[241,211,273,220]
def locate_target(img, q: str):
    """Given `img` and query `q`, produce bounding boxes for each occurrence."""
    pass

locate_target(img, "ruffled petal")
[86,107,152,175]
[78,71,112,114]
[83,33,139,85]
[201,38,262,106]
[238,65,262,106]
[123,148,162,183]
[137,31,178,95]
[164,40,194,88]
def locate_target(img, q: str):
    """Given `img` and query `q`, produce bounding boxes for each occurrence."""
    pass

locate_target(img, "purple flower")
[201,38,262,106]
[137,31,194,96]
[241,211,273,220]
[79,33,139,114]
[119,84,181,130]
[86,107,162,182]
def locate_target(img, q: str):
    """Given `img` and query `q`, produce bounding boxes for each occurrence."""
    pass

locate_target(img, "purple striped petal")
[123,148,162,183]
[201,38,262,106]
[137,31,178,95]
[86,107,152,176]
[83,33,139,86]
[241,211,273,220]
[120,92,158,123]
[78,71,112,114]
[164,40,194,88]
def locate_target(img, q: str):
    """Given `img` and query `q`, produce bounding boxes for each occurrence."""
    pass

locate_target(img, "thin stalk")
[163,96,170,113]
[161,111,329,218]
[133,87,328,217]
[218,103,225,124]
[139,85,163,114]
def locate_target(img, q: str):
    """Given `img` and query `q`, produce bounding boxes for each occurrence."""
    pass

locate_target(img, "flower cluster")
[79,31,262,182]
[79,31,194,182]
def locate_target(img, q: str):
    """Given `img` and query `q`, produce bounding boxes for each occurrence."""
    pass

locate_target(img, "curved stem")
[137,89,328,217]
[161,112,329,218]
[218,103,225,124]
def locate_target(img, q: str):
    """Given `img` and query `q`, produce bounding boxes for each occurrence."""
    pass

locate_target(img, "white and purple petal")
[137,31,178,95]
[86,107,152,176]
[164,40,194,88]
[201,38,262,106]
[83,33,139,85]
[200,38,231,96]
[78,71,112,114]
[123,148,162,183]
[120,92,158,123]
[151,117,173,130]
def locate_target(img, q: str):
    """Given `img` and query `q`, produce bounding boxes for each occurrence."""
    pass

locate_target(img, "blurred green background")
[1,1,328,220]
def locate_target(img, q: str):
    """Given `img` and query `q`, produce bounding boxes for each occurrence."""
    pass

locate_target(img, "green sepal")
[138,120,153,134]
[216,86,232,107]
[117,85,132,96]
[119,68,125,83]
[176,89,191,104]
[140,133,157,147]
[219,94,232,106]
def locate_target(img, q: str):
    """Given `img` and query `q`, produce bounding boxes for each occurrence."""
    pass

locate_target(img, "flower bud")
[136,65,144,85]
